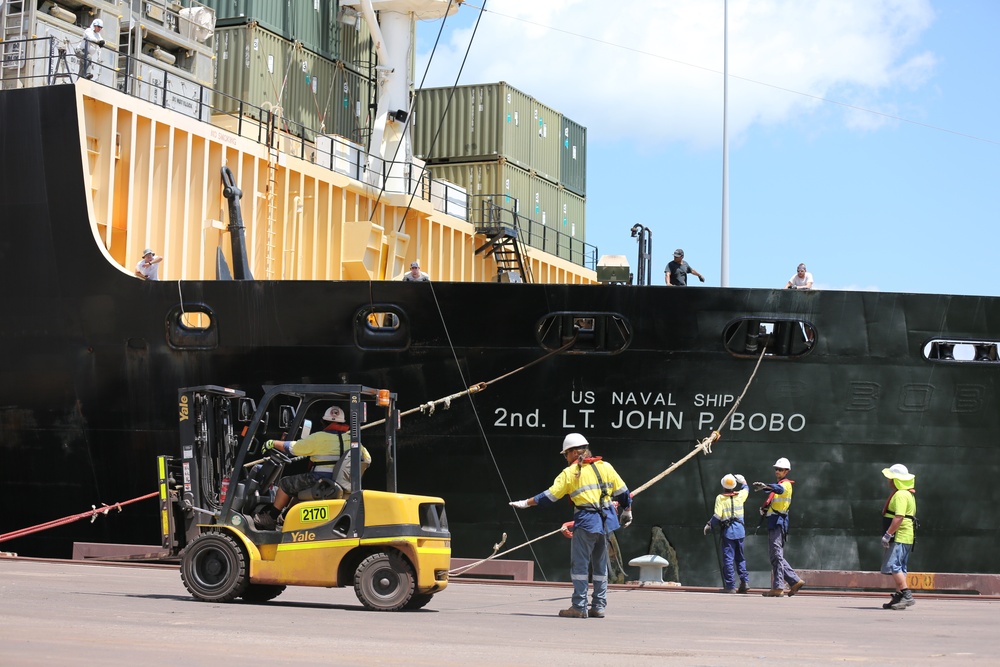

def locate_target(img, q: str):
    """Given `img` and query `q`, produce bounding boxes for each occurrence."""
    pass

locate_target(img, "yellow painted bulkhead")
[76,83,596,285]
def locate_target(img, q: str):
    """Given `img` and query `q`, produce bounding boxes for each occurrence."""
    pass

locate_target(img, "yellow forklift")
[158,384,450,610]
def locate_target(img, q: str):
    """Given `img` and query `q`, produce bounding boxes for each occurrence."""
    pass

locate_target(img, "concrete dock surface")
[1,558,996,666]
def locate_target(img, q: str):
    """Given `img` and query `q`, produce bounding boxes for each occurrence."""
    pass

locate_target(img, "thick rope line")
[631,344,768,497]
[449,344,769,576]
[0,492,159,543]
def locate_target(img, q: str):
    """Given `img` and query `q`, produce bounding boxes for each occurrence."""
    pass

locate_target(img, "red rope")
[0,491,158,543]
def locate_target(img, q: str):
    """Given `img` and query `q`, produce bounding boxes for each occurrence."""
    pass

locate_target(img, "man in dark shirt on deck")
[664,248,705,286]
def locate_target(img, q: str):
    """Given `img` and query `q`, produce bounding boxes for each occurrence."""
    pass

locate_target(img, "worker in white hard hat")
[509,433,632,619]
[752,457,806,597]
[880,463,917,610]
[703,473,750,593]
[253,404,371,530]
[77,18,106,80]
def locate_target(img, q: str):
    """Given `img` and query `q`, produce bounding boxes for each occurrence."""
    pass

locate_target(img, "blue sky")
[415,0,999,295]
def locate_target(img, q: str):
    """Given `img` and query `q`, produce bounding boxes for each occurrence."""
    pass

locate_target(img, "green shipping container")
[203,0,339,60]
[213,24,373,140]
[558,188,586,241]
[560,116,587,196]
[531,98,561,185]
[338,12,374,74]
[414,83,534,171]
[428,160,564,257]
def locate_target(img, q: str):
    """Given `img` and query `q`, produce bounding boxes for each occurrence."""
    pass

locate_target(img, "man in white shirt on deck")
[785,263,814,290]
[135,249,163,280]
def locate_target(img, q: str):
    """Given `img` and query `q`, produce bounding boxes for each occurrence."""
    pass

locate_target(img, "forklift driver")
[253,405,371,530]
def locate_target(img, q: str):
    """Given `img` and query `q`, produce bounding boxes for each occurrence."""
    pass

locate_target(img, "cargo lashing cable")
[448,343,770,578]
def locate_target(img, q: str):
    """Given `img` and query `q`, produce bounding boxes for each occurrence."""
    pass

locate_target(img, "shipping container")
[213,24,373,141]
[428,159,566,257]
[558,187,586,241]
[7,14,120,89]
[530,97,560,184]
[414,83,534,170]
[338,9,374,74]
[560,116,587,196]
[132,59,213,122]
[122,13,215,85]
[201,0,339,60]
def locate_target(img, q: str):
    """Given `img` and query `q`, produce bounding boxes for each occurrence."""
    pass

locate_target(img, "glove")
[735,474,746,485]
[262,439,276,451]
[703,522,712,536]
[620,508,633,528]
[560,521,575,538]
[881,532,893,549]
[509,499,530,509]
[98,39,106,47]
[752,481,768,491]
[699,275,705,283]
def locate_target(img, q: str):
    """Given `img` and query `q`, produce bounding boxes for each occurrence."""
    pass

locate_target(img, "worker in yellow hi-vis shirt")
[880,463,917,610]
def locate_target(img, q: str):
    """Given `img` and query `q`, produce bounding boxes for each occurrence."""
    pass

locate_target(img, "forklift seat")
[297,456,348,501]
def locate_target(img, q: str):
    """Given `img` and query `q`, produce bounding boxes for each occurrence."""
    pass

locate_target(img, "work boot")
[890,589,916,610]
[723,588,737,594]
[882,592,903,610]
[252,511,276,531]
[788,580,806,596]
[558,607,587,618]
[761,588,784,597]
[737,581,749,594]
[588,607,605,618]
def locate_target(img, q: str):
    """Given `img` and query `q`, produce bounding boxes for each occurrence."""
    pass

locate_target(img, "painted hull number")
[300,507,328,523]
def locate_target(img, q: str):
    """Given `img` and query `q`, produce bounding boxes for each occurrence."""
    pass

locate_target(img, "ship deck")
[1,557,996,665]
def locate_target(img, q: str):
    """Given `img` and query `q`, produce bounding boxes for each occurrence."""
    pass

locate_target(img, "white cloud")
[417,0,937,149]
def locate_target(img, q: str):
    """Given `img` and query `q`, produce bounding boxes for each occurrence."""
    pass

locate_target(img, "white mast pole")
[720,0,730,287]
[352,0,460,191]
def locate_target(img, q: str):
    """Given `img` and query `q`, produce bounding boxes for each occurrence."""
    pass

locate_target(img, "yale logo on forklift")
[290,530,317,542]
[300,506,328,523]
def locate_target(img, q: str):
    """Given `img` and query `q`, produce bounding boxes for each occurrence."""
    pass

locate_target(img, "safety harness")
[881,488,918,549]
[309,424,349,476]
[762,479,794,541]
[719,491,745,529]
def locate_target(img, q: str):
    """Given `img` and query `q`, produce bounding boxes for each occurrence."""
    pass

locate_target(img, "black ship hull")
[2,85,997,586]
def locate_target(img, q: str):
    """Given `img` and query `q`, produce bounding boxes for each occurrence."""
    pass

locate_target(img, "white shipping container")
[133,60,213,122]
[315,134,364,180]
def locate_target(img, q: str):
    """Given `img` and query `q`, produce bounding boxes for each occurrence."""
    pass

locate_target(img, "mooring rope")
[0,492,159,544]
[448,344,769,577]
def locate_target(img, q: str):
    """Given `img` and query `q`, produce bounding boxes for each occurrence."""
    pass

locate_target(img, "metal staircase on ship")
[474,199,533,283]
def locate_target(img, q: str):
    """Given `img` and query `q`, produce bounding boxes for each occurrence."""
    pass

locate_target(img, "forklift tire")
[240,583,286,603]
[403,593,434,610]
[353,551,415,611]
[180,532,249,602]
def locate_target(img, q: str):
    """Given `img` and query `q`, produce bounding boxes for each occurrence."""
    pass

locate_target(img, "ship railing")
[426,177,470,221]
[2,37,596,269]
[470,194,598,270]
